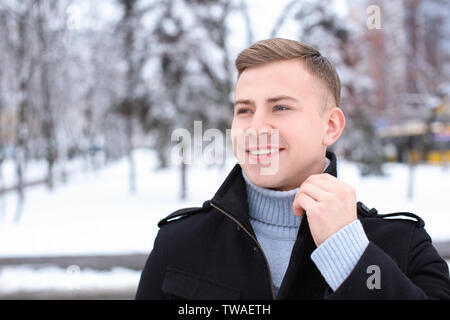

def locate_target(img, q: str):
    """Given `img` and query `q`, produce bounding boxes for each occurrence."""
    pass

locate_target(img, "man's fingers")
[303,173,337,192]
[304,173,353,197]
[299,181,331,202]
[293,192,315,216]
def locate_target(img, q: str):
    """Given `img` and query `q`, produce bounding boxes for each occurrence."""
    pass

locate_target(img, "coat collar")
[210,151,338,235]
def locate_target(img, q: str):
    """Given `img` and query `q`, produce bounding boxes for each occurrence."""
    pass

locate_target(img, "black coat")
[136,152,450,300]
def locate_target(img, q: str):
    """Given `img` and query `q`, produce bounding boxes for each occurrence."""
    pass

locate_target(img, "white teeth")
[249,148,279,155]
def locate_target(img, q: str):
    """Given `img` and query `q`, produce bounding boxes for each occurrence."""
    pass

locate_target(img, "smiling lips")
[246,146,285,160]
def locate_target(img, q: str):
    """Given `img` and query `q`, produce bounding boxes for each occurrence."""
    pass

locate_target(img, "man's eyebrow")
[234,99,253,107]
[234,95,300,107]
[266,95,299,103]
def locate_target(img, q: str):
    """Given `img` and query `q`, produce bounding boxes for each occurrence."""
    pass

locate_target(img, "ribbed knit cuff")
[310,219,369,291]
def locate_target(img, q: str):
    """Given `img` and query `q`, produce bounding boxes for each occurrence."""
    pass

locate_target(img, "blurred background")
[0,0,449,299]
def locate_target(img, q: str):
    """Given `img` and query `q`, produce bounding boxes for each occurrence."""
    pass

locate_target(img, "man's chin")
[244,169,284,189]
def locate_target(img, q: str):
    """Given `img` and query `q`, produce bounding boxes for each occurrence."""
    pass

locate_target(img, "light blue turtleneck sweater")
[242,161,369,296]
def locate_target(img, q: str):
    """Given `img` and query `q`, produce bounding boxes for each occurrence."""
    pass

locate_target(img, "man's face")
[232,59,331,191]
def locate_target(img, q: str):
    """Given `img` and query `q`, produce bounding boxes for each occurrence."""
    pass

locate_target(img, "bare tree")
[35,1,68,190]
[240,0,254,46]
[2,0,75,221]
[114,0,156,194]
[3,1,38,221]
[0,5,8,213]
[152,0,241,199]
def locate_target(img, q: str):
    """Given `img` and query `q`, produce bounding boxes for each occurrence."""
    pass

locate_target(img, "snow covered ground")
[0,265,140,298]
[0,149,449,297]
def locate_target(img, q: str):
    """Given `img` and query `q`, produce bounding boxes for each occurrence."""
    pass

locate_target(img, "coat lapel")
[210,163,255,236]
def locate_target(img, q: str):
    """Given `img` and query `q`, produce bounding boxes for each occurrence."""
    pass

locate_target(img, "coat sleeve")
[135,231,166,299]
[326,224,450,300]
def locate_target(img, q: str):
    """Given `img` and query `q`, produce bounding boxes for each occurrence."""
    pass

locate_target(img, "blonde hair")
[235,38,341,110]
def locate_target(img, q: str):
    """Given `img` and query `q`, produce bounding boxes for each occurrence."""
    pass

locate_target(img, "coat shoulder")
[357,201,425,228]
[157,201,212,228]
[356,201,431,271]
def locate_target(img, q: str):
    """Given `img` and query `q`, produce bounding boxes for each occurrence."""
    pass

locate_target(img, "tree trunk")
[13,88,28,223]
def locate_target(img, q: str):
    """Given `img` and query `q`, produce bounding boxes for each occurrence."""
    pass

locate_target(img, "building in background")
[348,0,450,163]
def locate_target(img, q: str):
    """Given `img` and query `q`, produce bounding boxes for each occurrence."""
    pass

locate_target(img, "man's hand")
[293,173,357,246]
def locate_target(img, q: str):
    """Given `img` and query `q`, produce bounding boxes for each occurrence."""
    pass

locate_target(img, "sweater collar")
[242,169,300,227]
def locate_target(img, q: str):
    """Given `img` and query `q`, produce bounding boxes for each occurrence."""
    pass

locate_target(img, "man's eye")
[236,108,250,114]
[273,105,288,111]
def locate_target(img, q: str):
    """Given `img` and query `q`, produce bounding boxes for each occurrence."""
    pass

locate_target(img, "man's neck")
[272,157,331,191]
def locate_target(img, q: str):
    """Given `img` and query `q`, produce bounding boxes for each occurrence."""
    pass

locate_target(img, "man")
[136,38,450,299]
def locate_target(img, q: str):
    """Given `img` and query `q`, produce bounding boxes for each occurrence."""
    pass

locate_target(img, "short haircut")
[235,38,341,111]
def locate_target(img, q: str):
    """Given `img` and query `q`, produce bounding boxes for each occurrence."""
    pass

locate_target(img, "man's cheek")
[230,127,246,164]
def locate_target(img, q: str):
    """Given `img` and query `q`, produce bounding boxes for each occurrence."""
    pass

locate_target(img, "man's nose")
[247,110,275,145]
[249,110,273,135]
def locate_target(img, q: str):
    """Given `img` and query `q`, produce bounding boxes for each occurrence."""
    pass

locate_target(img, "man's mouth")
[246,146,285,157]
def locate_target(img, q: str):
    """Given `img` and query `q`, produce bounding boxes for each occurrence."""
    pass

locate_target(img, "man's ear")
[323,107,345,147]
